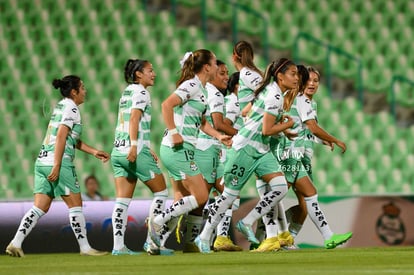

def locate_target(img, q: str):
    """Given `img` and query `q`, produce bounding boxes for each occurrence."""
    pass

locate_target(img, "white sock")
[262,206,278,238]
[146,190,168,243]
[112,198,131,250]
[160,216,179,247]
[153,195,198,226]
[69,207,91,252]
[185,215,203,243]
[199,188,238,241]
[305,194,333,240]
[11,206,45,248]
[289,222,303,238]
[255,179,268,240]
[216,209,233,237]
[242,176,287,226]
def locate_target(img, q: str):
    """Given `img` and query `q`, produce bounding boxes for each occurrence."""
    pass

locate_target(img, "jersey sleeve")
[174,80,198,104]
[61,104,79,129]
[131,89,149,111]
[264,90,283,117]
[225,95,240,124]
[240,68,262,91]
[297,96,316,122]
[208,87,224,114]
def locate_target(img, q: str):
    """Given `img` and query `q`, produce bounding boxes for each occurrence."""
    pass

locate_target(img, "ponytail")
[124,59,148,84]
[254,58,295,98]
[52,75,81,97]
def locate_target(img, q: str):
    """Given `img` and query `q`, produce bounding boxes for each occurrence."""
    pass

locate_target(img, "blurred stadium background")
[1,0,413,201]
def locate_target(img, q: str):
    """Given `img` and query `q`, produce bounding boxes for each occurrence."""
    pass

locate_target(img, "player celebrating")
[110,59,169,256]
[195,58,298,253]
[6,75,109,257]
[147,50,232,248]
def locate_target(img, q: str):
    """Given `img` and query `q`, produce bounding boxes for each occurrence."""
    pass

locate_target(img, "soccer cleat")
[277,231,294,247]
[213,236,243,252]
[250,236,281,252]
[159,246,175,255]
[183,242,200,253]
[5,243,24,257]
[142,241,160,255]
[194,236,213,254]
[283,244,300,250]
[236,220,260,244]
[111,246,141,256]
[324,232,353,249]
[147,218,162,247]
[80,248,109,256]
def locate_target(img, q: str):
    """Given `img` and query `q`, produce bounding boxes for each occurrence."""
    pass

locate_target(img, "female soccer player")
[232,40,263,113]
[277,66,352,249]
[147,50,232,249]
[194,60,241,252]
[195,58,298,253]
[6,75,109,257]
[110,59,169,256]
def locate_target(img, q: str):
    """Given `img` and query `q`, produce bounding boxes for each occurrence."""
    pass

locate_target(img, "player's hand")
[281,115,294,128]
[47,165,61,182]
[127,146,137,162]
[172,133,184,149]
[95,150,110,162]
[284,129,298,140]
[335,140,347,153]
[218,134,232,148]
[323,140,334,151]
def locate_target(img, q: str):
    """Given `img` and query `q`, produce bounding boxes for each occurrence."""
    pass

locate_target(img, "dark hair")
[52,75,81,97]
[254,58,295,97]
[84,175,99,186]
[124,59,149,84]
[233,41,263,77]
[176,49,215,87]
[284,64,309,111]
[225,72,240,96]
[217,59,225,67]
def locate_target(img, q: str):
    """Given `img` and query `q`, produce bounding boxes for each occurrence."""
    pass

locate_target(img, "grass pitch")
[1,247,414,275]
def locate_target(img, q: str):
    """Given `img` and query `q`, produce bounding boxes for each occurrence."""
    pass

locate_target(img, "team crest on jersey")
[189,161,198,171]
[211,169,217,179]
[230,176,238,186]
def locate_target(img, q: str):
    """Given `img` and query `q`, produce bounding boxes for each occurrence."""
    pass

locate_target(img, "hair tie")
[274,59,291,75]
[180,52,193,68]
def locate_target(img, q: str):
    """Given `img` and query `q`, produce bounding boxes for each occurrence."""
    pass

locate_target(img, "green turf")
[1,247,414,275]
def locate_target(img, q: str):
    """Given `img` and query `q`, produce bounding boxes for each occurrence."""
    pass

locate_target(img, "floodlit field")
[1,247,414,275]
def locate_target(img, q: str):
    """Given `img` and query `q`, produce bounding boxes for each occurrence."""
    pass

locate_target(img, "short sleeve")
[61,105,79,129]
[240,68,262,91]
[264,90,283,117]
[208,86,224,114]
[174,80,198,104]
[131,89,149,111]
[297,96,316,122]
[225,95,240,124]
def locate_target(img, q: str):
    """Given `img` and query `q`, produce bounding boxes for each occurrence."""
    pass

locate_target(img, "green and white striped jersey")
[196,82,223,151]
[281,94,319,160]
[233,82,284,155]
[112,83,152,155]
[36,98,82,166]
[224,93,243,130]
[238,67,262,111]
[161,75,207,148]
